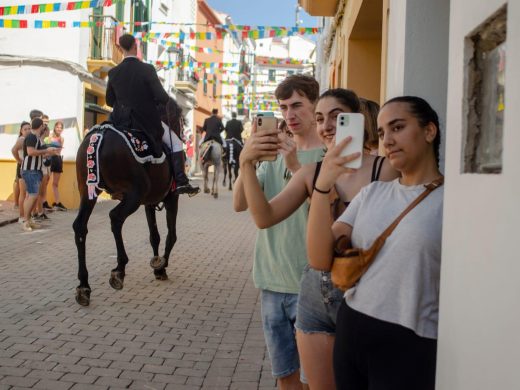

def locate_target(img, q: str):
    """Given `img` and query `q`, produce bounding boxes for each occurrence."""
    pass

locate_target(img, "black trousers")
[333,301,437,390]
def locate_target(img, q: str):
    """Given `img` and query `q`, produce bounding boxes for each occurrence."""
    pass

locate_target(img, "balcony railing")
[89,15,123,64]
[175,55,198,93]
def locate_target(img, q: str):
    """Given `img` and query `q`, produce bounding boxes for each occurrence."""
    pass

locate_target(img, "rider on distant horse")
[224,112,244,143]
[106,33,198,196]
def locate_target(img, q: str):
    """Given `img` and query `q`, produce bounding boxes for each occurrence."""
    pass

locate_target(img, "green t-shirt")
[253,148,324,293]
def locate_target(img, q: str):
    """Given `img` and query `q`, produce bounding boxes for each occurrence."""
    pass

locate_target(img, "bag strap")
[368,177,444,255]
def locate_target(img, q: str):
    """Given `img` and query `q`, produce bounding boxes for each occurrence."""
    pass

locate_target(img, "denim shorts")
[295,265,344,335]
[261,289,300,379]
[21,170,43,195]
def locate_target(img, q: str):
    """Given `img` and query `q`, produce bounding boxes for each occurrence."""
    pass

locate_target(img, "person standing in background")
[46,121,67,211]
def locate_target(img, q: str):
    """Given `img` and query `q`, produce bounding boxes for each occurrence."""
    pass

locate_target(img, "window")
[203,72,207,95]
[463,5,507,174]
[159,2,169,16]
[213,75,217,97]
[268,69,276,82]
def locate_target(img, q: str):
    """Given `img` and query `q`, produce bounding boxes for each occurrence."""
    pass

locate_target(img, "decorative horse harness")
[85,123,166,200]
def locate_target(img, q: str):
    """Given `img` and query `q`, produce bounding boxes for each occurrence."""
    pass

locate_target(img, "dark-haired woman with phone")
[238,88,398,389]
[307,96,443,389]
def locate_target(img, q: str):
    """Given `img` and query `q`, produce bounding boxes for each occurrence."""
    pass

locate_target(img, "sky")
[205,0,317,28]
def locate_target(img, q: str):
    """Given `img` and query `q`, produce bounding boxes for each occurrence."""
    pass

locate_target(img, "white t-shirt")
[337,178,444,339]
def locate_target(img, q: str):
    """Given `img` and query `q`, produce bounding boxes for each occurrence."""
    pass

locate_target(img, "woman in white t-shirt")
[307,96,443,389]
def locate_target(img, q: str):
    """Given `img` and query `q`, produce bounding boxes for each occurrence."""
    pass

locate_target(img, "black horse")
[222,138,243,191]
[72,100,182,306]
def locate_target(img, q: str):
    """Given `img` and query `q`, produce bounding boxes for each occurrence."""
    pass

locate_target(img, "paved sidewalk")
[0,187,277,389]
[0,201,19,227]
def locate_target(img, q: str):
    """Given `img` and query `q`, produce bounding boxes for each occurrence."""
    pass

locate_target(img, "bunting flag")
[255,56,311,65]
[153,60,238,69]
[147,38,225,55]
[0,17,320,39]
[236,102,280,110]
[123,21,320,35]
[216,92,275,100]
[0,0,114,16]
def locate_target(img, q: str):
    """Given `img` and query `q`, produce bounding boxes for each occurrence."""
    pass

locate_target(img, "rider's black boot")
[171,151,200,196]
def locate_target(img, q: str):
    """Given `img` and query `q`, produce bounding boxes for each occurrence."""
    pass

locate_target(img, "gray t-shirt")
[337,178,443,339]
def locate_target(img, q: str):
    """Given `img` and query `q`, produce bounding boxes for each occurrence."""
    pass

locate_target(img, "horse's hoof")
[109,271,124,290]
[213,193,218,199]
[75,287,91,306]
[204,188,210,193]
[154,269,168,280]
[150,256,166,270]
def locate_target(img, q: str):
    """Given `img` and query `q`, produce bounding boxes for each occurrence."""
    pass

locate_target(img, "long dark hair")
[383,96,441,166]
[19,121,30,136]
[318,88,360,113]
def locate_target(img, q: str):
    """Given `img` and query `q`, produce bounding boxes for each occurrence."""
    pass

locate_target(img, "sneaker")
[39,213,50,220]
[28,220,41,229]
[42,201,53,211]
[175,184,200,197]
[18,217,25,224]
[22,222,32,232]
[53,202,67,211]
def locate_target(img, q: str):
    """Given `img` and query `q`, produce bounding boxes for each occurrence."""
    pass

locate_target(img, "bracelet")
[313,185,331,194]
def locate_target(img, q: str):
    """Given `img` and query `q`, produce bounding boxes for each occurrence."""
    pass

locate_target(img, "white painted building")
[0,4,94,162]
[252,35,315,117]
[148,0,198,139]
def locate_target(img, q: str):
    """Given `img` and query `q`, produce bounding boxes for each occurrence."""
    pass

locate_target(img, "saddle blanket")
[199,140,214,162]
[85,123,166,199]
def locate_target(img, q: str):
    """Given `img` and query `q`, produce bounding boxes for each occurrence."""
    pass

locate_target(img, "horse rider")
[202,108,225,145]
[106,33,195,196]
[224,112,244,144]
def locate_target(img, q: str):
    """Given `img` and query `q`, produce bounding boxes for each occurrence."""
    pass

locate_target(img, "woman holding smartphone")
[239,88,398,389]
[308,96,443,389]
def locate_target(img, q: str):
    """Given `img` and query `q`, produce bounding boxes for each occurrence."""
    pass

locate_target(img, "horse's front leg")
[72,196,98,306]
[145,205,166,271]
[108,191,142,290]
[228,163,234,191]
[203,165,210,193]
[154,192,179,281]
[213,164,219,198]
[222,162,227,187]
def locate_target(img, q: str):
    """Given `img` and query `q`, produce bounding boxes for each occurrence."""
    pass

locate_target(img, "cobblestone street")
[0,186,276,390]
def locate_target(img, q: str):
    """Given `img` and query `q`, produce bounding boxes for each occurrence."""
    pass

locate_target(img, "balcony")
[298,0,338,16]
[87,15,123,79]
[175,56,198,93]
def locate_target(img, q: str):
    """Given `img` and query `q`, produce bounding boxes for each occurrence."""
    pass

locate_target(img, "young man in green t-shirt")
[234,75,323,388]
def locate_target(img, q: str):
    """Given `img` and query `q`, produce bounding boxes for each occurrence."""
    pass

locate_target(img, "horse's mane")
[159,97,184,137]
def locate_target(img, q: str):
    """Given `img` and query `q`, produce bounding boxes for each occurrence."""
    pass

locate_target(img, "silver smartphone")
[335,113,364,169]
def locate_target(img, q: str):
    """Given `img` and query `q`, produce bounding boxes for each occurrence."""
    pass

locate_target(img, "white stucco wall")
[0,66,84,161]
[0,6,96,161]
[436,1,520,388]
[386,0,450,171]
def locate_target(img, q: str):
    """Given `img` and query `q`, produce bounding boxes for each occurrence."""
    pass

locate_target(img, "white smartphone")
[335,113,364,169]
